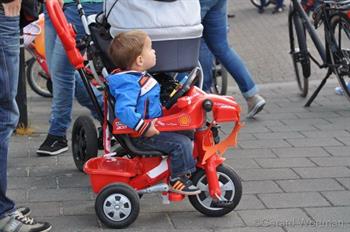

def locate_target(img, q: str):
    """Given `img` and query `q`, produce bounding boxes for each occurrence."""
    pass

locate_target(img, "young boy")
[107,30,201,195]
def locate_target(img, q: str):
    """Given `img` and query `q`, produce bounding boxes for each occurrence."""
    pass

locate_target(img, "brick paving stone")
[228,148,278,158]
[293,167,350,178]
[281,119,331,128]
[299,130,350,138]
[242,181,283,194]
[225,158,260,169]
[255,158,316,168]
[7,189,27,202]
[336,136,350,146]
[258,192,330,208]
[277,179,345,192]
[253,132,305,140]
[28,188,92,202]
[266,125,319,132]
[238,209,311,227]
[323,146,350,157]
[58,175,91,188]
[310,157,350,167]
[236,194,266,210]
[272,147,331,158]
[321,191,350,206]
[285,138,344,147]
[24,202,60,217]
[295,111,343,119]
[7,176,57,190]
[237,168,299,181]
[305,206,350,223]
[238,139,291,149]
[169,211,245,229]
[62,201,95,216]
[286,225,350,232]
[336,178,350,190]
[219,228,285,232]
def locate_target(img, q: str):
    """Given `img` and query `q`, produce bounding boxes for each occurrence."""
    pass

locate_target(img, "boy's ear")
[135,55,143,66]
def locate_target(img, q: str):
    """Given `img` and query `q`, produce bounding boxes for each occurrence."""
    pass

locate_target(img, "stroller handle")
[46,0,85,69]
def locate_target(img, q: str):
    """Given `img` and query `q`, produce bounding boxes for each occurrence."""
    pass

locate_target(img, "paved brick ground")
[7,0,350,231]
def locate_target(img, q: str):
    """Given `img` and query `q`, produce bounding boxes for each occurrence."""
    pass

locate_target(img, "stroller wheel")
[188,164,242,217]
[72,115,98,172]
[95,183,140,229]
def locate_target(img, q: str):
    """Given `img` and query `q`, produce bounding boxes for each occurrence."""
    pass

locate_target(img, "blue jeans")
[44,3,103,137]
[131,132,196,177]
[199,0,258,98]
[276,0,284,8]
[0,13,20,217]
[260,0,266,9]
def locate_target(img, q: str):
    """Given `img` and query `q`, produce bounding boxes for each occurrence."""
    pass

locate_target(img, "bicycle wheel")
[330,13,350,101]
[288,6,310,97]
[212,60,228,95]
[250,0,271,8]
[26,58,52,98]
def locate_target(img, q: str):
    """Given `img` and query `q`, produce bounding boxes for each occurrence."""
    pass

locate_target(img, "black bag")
[20,0,39,28]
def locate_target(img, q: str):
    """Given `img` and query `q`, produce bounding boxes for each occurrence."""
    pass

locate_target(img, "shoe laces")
[13,211,36,225]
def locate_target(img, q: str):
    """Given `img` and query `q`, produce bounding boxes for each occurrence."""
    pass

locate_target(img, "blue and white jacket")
[107,71,162,136]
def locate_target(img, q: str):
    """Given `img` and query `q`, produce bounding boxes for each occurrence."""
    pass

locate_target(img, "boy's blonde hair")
[108,30,148,70]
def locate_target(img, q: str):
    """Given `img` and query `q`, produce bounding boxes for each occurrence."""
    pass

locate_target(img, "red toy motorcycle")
[46,0,243,229]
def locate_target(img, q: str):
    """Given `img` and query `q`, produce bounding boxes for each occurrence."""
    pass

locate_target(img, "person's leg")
[38,3,103,155]
[44,8,56,73]
[259,0,266,13]
[48,3,103,135]
[131,132,200,194]
[69,2,104,120]
[272,0,284,13]
[201,0,266,118]
[74,72,103,120]
[202,0,258,98]
[199,39,215,92]
[0,14,20,217]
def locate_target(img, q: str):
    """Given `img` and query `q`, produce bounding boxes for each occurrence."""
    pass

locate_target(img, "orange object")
[33,14,46,58]
[168,192,185,201]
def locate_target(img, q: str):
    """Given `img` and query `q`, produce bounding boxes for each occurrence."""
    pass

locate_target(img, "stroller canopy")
[105,0,203,41]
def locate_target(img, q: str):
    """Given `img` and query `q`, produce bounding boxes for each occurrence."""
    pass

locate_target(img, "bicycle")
[212,59,228,95]
[23,14,52,98]
[289,0,350,106]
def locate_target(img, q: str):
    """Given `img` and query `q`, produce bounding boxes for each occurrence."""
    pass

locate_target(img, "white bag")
[105,0,203,41]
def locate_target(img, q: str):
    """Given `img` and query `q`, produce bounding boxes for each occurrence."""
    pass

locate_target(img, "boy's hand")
[2,0,21,17]
[144,119,160,137]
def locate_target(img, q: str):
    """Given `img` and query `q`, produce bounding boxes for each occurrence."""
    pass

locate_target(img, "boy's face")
[140,36,156,70]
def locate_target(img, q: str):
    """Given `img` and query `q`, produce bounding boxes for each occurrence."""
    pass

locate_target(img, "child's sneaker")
[170,175,201,195]
[0,210,52,232]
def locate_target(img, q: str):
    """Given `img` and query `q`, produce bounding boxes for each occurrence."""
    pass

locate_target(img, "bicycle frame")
[290,0,329,66]
[25,43,50,79]
[289,0,349,106]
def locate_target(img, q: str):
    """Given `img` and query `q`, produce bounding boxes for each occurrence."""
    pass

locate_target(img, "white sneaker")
[0,210,52,232]
[246,94,266,118]
[334,82,350,95]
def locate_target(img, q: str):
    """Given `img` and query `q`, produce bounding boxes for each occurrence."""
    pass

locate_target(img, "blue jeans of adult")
[131,132,196,177]
[199,0,258,98]
[260,0,266,9]
[276,0,284,8]
[0,13,20,217]
[44,3,103,137]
